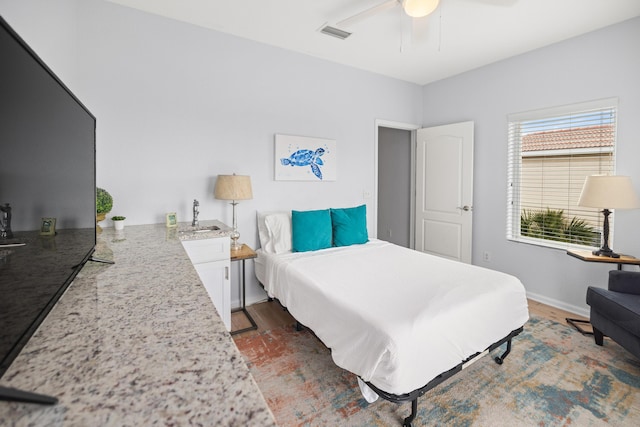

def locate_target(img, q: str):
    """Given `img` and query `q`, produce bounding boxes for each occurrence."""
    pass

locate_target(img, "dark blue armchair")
[586,270,640,359]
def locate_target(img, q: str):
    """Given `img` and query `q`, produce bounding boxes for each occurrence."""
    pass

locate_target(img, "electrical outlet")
[363,190,372,199]
[483,251,491,262]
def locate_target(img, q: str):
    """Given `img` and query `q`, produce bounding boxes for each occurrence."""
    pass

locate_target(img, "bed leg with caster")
[403,398,417,427]
[494,339,512,365]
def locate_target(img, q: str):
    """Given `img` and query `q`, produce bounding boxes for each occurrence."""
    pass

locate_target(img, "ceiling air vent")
[319,25,352,40]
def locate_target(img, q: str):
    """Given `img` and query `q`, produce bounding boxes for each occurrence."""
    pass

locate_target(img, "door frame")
[374,119,421,247]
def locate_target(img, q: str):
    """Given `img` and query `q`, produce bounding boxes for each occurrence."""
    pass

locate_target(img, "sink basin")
[179,225,220,233]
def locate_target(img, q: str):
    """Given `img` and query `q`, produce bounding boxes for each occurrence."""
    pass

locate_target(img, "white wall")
[1,0,422,306]
[421,17,640,316]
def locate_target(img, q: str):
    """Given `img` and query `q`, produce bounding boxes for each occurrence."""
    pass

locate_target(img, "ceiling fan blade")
[336,0,399,29]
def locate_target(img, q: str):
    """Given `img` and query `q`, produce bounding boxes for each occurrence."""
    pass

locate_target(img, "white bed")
[255,210,529,426]
[256,239,528,392]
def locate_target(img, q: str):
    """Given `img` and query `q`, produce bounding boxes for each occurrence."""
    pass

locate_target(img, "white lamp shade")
[403,0,440,18]
[214,175,253,201]
[578,175,640,209]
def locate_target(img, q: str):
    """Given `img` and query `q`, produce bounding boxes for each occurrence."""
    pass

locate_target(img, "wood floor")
[231,298,590,339]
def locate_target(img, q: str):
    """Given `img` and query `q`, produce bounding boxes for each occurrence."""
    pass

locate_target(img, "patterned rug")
[234,317,640,426]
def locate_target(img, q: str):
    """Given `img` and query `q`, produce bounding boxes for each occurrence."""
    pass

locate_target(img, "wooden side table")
[566,249,640,335]
[230,244,258,335]
[567,249,640,270]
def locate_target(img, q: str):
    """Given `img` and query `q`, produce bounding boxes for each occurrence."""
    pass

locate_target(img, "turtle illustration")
[280,147,325,180]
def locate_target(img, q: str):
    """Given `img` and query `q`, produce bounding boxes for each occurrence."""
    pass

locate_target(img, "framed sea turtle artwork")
[275,134,337,181]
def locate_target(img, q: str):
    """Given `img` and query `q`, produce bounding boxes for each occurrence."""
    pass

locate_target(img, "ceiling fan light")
[403,0,440,18]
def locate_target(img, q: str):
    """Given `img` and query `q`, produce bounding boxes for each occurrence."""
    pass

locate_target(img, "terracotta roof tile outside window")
[522,124,614,152]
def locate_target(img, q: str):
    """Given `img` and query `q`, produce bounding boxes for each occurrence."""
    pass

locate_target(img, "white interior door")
[415,121,474,263]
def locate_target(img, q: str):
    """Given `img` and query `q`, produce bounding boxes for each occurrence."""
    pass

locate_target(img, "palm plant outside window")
[507,99,617,250]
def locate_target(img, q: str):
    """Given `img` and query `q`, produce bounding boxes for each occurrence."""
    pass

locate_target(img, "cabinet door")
[193,260,231,331]
[182,236,231,331]
[181,238,229,264]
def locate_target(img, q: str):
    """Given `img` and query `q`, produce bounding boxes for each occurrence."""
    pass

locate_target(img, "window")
[507,98,617,249]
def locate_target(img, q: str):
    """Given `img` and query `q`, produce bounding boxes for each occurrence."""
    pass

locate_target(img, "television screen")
[0,15,96,402]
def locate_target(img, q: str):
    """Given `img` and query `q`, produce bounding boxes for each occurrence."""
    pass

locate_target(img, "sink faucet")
[192,199,199,227]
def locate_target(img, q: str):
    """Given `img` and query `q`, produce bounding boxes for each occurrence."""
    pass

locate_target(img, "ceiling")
[105,0,640,85]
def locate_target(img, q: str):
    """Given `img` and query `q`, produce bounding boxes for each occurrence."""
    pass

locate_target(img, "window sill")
[507,235,597,253]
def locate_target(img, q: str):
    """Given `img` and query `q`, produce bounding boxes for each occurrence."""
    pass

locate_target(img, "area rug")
[234,317,640,426]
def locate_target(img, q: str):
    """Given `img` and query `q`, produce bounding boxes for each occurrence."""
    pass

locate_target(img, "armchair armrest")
[608,270,640,295]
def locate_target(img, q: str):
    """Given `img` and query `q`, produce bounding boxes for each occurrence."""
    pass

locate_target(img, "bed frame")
[273,295,524,426]
[364,326,524,427]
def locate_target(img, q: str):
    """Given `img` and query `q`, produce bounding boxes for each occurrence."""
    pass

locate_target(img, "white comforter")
[257,239,529,395]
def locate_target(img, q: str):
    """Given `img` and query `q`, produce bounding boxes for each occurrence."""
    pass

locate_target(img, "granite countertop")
[0,223,276,427]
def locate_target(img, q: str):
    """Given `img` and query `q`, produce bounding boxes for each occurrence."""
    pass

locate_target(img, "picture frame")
[166,212,178,228]
[275,134,337,181]
[40,217,56,236]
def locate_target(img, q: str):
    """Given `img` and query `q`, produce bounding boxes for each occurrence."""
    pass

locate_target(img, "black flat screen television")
[0,15,96,404]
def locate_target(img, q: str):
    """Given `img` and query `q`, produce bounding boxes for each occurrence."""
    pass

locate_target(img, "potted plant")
[96,188,113,232]
[111,215,126,231]
[96,188,113,221]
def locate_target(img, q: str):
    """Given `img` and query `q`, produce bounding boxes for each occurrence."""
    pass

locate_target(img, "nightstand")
[566,249,640,335]
[230,244,258,335]
[567,249,640,270]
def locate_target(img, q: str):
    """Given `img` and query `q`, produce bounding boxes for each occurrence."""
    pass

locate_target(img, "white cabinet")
[182,236,231,331]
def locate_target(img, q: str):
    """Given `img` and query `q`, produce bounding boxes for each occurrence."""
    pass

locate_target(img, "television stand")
[88,256,115,265]
[0,385,57,405]
[71,256,114,269]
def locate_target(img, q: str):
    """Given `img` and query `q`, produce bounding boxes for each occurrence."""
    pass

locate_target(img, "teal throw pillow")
[291,209,332,252]
[331,205,368,247]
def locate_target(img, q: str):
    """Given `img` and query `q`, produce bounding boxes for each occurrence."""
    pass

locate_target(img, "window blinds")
[507,99,617,248]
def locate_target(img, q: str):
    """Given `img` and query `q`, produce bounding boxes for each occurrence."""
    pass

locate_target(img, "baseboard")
[527,291,589,319]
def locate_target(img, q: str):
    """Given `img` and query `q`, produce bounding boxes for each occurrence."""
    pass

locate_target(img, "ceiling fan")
[320,0,440,40]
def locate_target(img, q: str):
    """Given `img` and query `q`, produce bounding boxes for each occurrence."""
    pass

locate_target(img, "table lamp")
[214,174,253,251]
[578,175,640,258]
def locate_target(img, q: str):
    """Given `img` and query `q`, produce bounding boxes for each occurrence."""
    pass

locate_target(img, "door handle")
[457,205,472,212]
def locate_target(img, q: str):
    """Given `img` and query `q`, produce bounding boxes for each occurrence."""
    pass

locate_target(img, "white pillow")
[257,211,292,253]
[257,211,273,251]
[265,212,292,254]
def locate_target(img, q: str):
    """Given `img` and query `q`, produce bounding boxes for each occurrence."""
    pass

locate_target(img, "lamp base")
[229,219,241,251]
[230,237,242,251]
[592,248,620,259]
[592,209,620,258]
